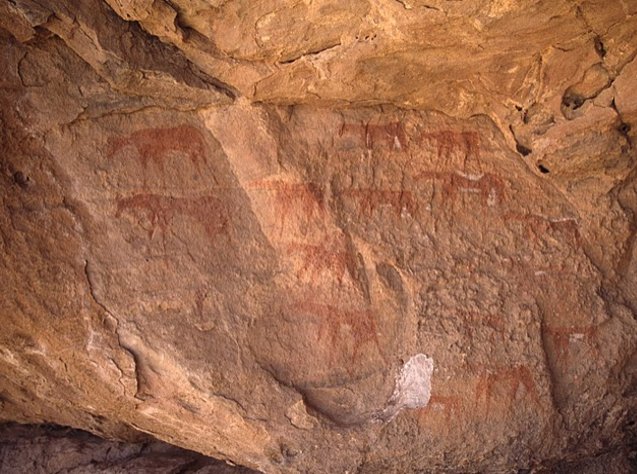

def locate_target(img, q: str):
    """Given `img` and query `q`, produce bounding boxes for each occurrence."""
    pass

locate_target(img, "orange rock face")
[0,1,636,473]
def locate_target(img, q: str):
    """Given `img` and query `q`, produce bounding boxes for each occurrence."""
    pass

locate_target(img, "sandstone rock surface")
[0,423,256,473]
[1,0,637,472]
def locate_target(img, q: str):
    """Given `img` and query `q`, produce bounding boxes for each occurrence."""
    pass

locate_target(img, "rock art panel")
[115,193,229,241]
[292,300,384,364]
[107,126,210,175]
[339,121,409,151]
[1,39,636,474]
[474,365,541,413]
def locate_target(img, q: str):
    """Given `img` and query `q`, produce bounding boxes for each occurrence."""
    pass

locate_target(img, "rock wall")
[0,423,256,473]
[0,1,636,472]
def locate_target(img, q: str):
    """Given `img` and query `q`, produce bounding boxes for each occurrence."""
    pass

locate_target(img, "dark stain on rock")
[594,36,606,58]
[376,262,404,295]
[13,171,30,188]
[561,91,585,119]
[516,143,532,156]
[618,122,631,136]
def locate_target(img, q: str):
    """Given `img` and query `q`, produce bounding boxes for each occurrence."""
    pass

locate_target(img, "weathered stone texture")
[0,1,636,472]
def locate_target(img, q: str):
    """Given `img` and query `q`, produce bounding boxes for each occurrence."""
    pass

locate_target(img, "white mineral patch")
[456,171,484,180]
[380,353,434,421]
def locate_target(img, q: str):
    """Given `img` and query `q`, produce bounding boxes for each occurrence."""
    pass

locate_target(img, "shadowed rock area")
[0,0,636,473]
[0,423,256,473]
[0,423,635,473]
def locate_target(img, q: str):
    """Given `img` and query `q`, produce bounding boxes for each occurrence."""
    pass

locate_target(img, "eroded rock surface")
[0,423,256,473]
[1,1,637,473]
